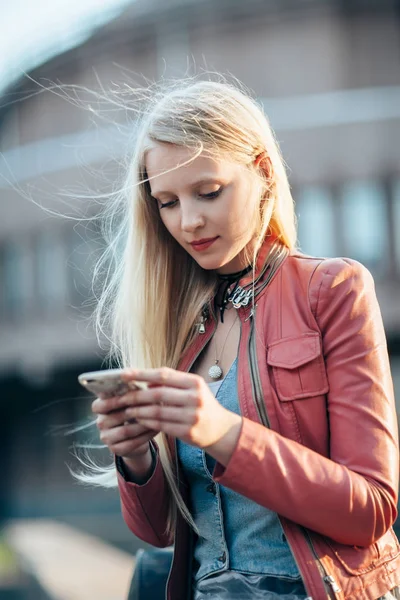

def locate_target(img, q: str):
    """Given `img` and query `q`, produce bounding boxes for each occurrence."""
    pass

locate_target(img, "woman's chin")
[190,254,227,272]
[187,246,243,273]
[196,258,242,275]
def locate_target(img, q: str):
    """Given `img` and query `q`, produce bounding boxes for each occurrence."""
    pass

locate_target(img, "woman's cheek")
[159,212,175,237]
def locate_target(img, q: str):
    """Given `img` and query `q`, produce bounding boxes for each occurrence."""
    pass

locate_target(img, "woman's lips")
[190,236,219,252]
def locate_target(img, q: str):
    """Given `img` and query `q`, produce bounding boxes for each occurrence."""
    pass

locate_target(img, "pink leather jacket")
[117,247,400,600]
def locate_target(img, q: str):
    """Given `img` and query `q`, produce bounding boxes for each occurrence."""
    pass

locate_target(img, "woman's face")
[145,143,261,274]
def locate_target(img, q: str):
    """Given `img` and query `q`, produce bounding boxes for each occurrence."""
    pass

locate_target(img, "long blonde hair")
[75,77,297,536]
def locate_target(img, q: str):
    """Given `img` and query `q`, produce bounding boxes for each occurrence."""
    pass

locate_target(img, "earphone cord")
[214,312,239,365]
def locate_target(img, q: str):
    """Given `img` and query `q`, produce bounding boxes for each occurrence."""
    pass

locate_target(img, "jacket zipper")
[247,304,270,428]
[302,528,341,598]
[248,305,341,599]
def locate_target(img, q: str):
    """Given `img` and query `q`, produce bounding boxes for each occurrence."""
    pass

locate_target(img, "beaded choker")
[215,264,254,323]
[197,241,289,332]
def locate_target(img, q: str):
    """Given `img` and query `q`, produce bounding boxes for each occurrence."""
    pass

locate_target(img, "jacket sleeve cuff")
[115,441,157,485]
[117,441,172,547]
[212,417,256,483]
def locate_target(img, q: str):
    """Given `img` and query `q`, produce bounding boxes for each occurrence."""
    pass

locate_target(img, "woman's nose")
[180,206,205,232]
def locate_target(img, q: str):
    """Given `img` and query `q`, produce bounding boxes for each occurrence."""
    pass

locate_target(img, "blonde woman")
[88,80,400,599]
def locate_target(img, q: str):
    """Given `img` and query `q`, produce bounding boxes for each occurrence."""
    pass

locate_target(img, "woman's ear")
[254,152,272,177]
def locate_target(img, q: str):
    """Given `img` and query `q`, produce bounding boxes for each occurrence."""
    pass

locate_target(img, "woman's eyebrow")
[151,177,222,197]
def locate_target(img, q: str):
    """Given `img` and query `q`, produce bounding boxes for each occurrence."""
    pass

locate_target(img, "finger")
[94,386,200,413]
[92,392,141,414]
[99,422,152,446]
[97,413,147,433]
[96,407,150,430]
[134,419,190,440]
[122,367,202,390]
[127,386,200,407]
[127,404,197,426]
[96,410,126,430]
[109,431,157,457]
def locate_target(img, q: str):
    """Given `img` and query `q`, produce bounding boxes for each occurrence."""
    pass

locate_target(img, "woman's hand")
[91,395,160,479]
[119,367,243,466]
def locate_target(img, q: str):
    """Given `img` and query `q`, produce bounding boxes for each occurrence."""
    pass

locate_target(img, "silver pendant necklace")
[208,314,238,380]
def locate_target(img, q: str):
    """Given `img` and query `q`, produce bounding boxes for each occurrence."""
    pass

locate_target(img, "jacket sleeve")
[214,258,399,547]
[117,443,173,548]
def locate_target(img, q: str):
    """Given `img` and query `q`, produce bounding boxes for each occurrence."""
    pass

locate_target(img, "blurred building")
[1,0,400,547]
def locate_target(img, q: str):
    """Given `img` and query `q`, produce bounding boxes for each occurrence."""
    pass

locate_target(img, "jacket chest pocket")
[267,332,329,401]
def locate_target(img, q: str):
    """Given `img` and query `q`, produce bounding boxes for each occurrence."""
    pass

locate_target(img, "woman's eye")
[158,187,222,208]
[159,199,178,209]
[201,188,222,200]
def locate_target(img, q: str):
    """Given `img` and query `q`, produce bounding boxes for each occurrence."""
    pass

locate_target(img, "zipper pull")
[198,315,206,334]
[324,575,341,594]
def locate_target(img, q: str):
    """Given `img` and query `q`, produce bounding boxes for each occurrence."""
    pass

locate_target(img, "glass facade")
[341,181,388,274]
[296,186,336,258]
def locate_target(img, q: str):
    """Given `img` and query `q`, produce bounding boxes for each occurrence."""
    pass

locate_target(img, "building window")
[1,241,34,318]
[341,181,388,274]
[296,186,336,257]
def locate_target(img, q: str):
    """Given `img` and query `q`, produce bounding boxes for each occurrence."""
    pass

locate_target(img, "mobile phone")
[78,368,147,397]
